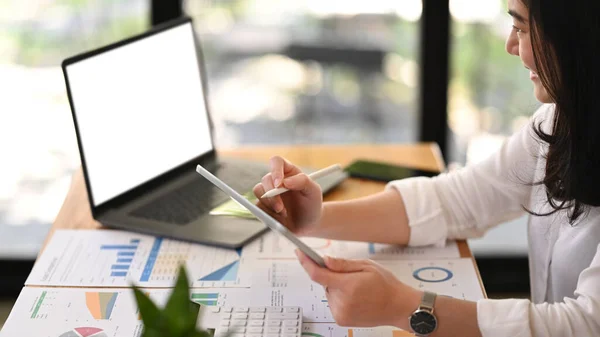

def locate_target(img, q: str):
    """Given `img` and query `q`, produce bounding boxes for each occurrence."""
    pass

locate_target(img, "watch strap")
[420,291,437,313]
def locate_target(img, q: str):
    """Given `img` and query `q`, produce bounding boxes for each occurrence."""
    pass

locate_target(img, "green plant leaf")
[141,327,165,337]
[188,330,214,337]
[188,300,200,322]
[164,266,197,333]
[133,287,161,329]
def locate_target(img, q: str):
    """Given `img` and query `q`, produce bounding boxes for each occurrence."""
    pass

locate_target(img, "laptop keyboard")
[130,164,264,225]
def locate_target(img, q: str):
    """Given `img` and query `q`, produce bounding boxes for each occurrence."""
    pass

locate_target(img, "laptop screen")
[65,21,213,207]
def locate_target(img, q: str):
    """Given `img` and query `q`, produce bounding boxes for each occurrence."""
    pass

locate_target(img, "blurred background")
[0,0,539,325]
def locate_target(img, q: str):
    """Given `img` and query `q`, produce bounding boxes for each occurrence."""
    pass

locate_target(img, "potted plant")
[133,266,213,337]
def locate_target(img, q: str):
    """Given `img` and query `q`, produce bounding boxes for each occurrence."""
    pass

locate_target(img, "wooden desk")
[43,143,485,296]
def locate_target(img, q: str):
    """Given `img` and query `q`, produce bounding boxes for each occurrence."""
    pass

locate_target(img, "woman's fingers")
[295,250,340,288]
[261,173,284,213]
[253,183,265,199]
[324,256,367,273]
[270,156,302,187]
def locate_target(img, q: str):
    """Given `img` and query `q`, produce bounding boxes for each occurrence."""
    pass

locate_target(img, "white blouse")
[387,104,600,337]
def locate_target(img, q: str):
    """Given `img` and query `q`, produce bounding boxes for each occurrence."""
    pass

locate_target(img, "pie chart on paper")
[59,327,108,337]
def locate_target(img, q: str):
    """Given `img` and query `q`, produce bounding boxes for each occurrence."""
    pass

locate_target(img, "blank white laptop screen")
[65,22,213,206]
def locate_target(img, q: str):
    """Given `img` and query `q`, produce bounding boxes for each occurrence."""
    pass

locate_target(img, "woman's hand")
[253,156,323,235]
[295,250,421,328]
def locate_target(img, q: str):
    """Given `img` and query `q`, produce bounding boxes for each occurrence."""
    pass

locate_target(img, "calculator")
[200,306,303,337]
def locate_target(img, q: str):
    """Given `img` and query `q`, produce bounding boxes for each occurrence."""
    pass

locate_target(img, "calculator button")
[218,306,301,337]
[267,313,299,320]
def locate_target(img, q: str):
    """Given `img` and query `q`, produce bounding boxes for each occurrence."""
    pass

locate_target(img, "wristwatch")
[408,291,438,336]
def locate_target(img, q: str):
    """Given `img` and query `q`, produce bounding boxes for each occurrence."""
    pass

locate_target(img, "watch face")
[409,310,437,335]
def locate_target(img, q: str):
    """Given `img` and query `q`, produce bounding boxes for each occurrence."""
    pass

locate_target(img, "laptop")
[62,17,347,248]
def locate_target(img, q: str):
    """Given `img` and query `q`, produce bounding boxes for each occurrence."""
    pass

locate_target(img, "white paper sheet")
[242,232,460,260]
[1,287,412,337]
[25,230,249,288]
[191,257,484,323]
[0,287,171,337]
[302,323,416,337]
[247,258,485,302]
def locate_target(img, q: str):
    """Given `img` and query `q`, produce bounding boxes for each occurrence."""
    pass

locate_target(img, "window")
[448,0,535,258]
[0,0,148,258]
[183,0,423,147]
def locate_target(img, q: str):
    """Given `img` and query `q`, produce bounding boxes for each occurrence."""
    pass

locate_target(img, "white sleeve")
[386,104,552,246]
[477,243,600,337]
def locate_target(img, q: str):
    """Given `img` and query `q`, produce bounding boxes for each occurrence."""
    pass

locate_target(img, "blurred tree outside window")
[183,0,423,148]
[0,0,147,258]
[448,0,536,256]
[448,0,540,166]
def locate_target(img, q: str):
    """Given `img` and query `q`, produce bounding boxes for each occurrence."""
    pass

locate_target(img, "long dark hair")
[524,0,600,223]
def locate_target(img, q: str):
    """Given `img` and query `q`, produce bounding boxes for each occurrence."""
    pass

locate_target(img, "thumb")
[324,256,366,273]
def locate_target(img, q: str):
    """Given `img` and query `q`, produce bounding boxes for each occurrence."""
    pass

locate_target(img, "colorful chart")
[85,292,118,319]
[347,328,414,337]
[191,292,219,306]
[199,260,239,282]
[101,238,140,278]
[59,327,108,337]
[30,290,48,319]
[302,333,325,337]
[412,266,453,283]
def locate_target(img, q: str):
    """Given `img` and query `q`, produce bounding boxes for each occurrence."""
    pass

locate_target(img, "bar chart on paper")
[25,230,249,287]
[1,287,172,337]
[191,292,221,307]
[101,239,140,278]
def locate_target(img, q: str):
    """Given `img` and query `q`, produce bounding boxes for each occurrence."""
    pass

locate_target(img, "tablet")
[196,165,326,267]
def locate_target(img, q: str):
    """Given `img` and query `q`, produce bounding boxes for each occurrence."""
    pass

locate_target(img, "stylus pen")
[260,164,342,198]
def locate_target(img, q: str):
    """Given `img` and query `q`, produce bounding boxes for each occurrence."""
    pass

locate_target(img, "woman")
[253,0,600,336]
